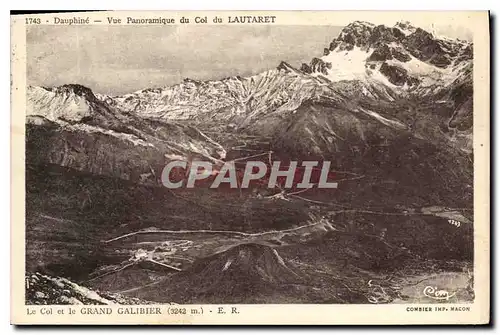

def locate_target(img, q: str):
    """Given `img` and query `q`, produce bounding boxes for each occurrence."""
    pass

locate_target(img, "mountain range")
[25,20,475,304]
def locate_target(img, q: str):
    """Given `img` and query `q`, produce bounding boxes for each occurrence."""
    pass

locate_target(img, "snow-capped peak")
[394,21,417,36]
[301,20,473,91]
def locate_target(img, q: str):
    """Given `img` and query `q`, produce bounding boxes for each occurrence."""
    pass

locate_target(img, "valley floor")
[25,158,474,304]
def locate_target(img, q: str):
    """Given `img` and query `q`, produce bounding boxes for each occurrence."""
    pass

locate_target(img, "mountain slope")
[100,21,472,155]
[26,84,226,183]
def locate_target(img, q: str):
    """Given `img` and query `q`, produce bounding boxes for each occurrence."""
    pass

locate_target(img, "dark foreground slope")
[26,272,154,305]
[26,161,473,304]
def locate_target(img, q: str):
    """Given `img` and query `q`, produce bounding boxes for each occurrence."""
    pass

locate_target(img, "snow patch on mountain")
[315,46,372,82]
[357,106,407,130]
[64,123,156,148]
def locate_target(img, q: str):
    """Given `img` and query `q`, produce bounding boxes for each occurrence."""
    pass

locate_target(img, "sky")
[27,21,472,96]
[27,25,342,95]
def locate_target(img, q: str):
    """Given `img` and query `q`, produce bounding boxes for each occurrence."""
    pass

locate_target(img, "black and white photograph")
[10,10,490,325]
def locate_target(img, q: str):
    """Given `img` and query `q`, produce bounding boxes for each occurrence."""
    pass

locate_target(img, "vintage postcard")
[11,10,490,325]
